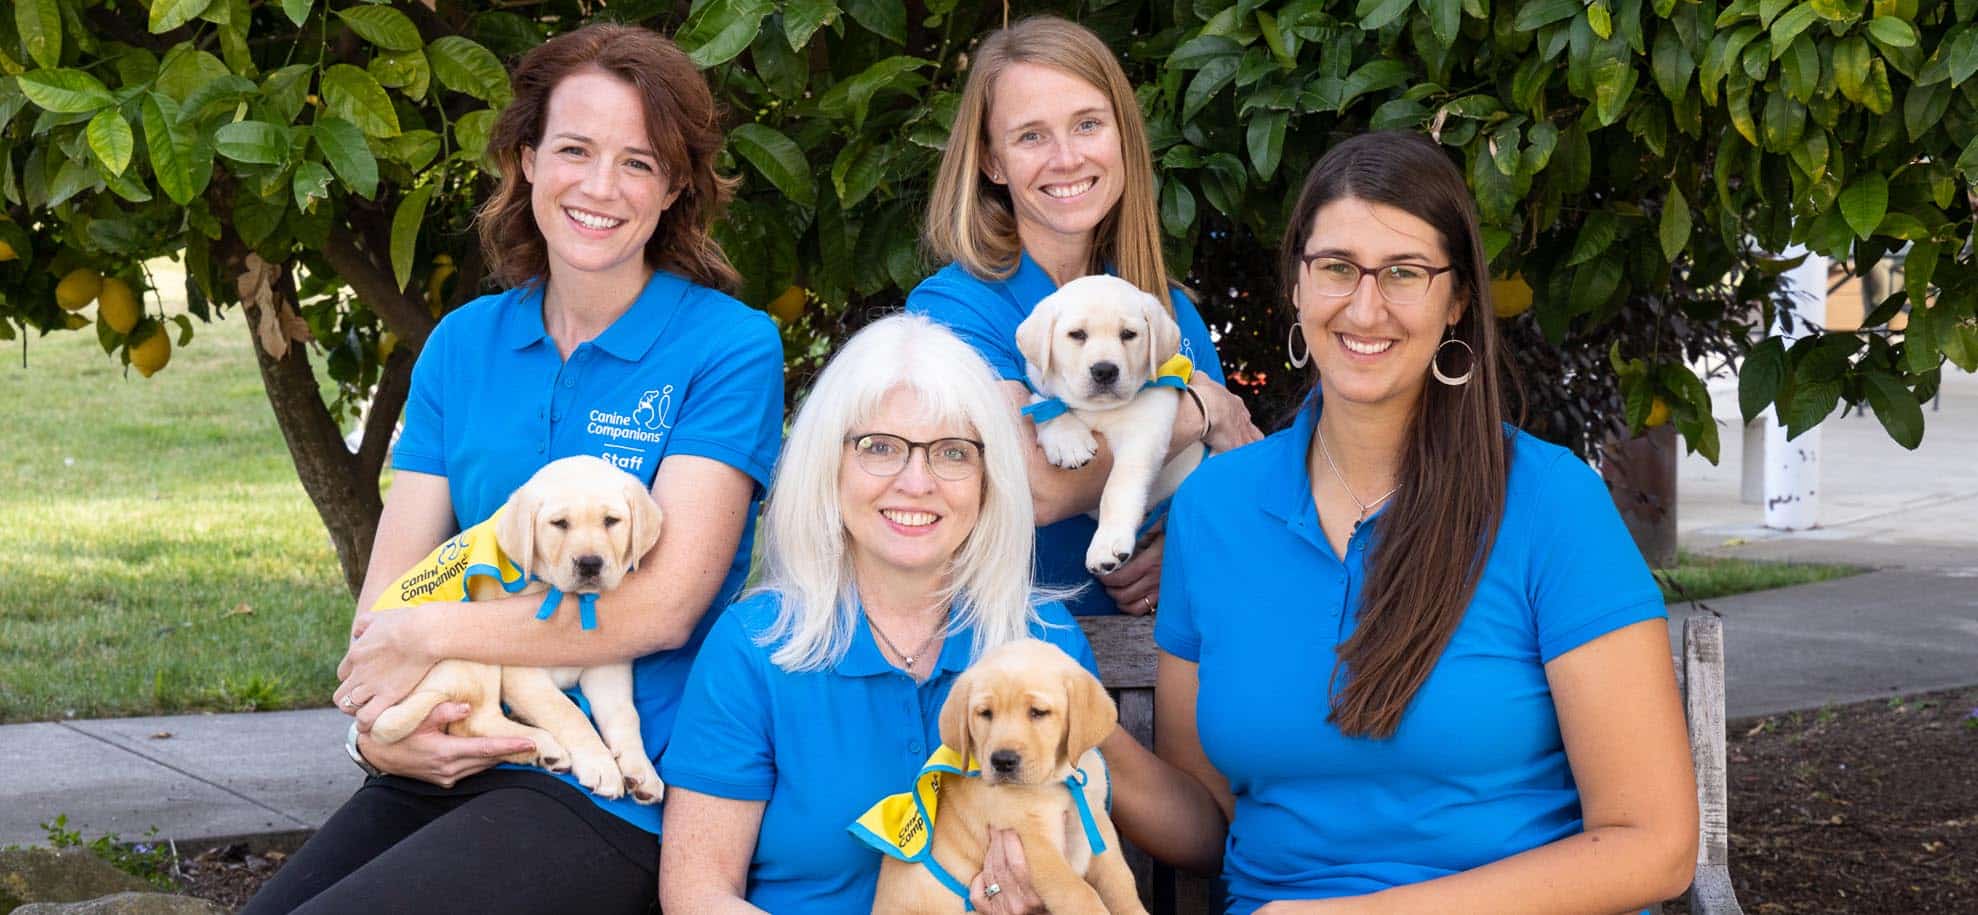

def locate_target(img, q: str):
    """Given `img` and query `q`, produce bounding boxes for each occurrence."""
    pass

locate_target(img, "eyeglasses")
[1299,254,1455,305]
[845,433,985,481]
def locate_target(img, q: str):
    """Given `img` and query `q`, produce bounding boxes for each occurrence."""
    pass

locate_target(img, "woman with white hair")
[657,314,1105,913]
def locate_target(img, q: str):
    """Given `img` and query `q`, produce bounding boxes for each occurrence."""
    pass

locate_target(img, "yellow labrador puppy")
[1015,275,1205,575]
[369,455,665,803]
[873,640,1147,915]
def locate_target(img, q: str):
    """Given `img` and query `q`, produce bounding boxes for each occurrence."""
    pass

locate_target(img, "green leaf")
[312,115,379,198]
[321,64,400,138]
[291,160,333,212]
[17,69,115,114]
[15,0,62,69]
[281,0,313,27]
[1592,56,1637,126]
[845,0,905,44]
[1761,91,1805,150]
[1739,336,1786,423]
[1357,0,1414,30]
[369,48,432,103]
[1338,59,1412,110]
[1865,16,1918,48]
[336,7,424,52]
[1160,180,1197,238]
[150,0,214,33]
[784,0,837,52]
[86,109,134,175]
[730,123,815,207]
[1809,0,1859,20]
[1903,81,1949,141]
[1184,57,1241,120]
[1660,185,1691,262]
[154,47,230,104]
[380,129,440,171]
[1769,5,1818,53]
[1834,36,1872,101]
[1861,371,1923,448]
[140,93,197,205]
[1861,58,1894,113]
[1169,35,1244,69]
[1903,305,1940,372]
[830,142,885,209]
[427,37,513,106]
[679,0,774,68]
[214,120,291,165]
[1514,0,1581,31]
[1785,379,1842,438]
[1780,35,1820,101]
[1245,110,1287,180]
[391,184,437,293]
[1586,1,1613,40]
[1904,240,1939,306]
[1425,0,1462,44]
[817,56,929,130]
[1791,129,1829,182]
[1569,253,1624,312]
[1652,26,1696,101]
[453,109,495,163]
[1565,211,1620,267]
[1838,174,1888,239]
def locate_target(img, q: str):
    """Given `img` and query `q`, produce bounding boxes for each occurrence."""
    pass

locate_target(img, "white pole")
[1763,245,1826,530]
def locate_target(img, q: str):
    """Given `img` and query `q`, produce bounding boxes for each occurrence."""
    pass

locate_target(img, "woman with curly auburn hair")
[243,23,783,914]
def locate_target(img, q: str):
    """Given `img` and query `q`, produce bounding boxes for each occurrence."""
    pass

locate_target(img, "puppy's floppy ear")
[1142,290,1182,376]
[620,476,663,572]
[937,669,978,767]
[495,484,542,576]
[1014,296,1059,385]
[1062,666,1118,759]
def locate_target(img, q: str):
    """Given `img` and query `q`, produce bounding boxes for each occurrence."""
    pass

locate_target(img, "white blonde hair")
[755,313,1043,671]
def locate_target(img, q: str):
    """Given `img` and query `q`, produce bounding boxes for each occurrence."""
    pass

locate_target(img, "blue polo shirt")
[905,252,1227,616]
[391,269,785,835]
[661,592,1102,914]
[1153,399,1667,913]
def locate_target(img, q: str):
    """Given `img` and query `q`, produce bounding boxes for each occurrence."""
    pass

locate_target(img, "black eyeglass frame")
[843,433,987,481]
[1297,253,1457,304]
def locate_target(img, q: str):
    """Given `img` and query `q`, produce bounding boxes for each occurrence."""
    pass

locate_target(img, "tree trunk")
[1601,423,1680,568]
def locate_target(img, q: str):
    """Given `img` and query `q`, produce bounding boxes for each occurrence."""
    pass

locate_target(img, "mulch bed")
[166,689,1978,913]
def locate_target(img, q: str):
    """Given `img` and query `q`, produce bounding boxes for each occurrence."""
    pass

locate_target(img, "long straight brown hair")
[1278,132,1512,739]
[922,16,1171,308]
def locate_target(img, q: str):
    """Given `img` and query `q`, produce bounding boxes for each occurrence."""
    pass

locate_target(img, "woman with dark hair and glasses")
[1138,131,1699,913]
[658,314,1105,914]
[246,23,783,914]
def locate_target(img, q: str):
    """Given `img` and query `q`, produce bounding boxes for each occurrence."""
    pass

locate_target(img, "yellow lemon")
[1644,397,1671,429]
[426,254,456,317]
[129,323,172,377]
[98,278,141,334]
[0,240,17,262]
[378,330,399,362]
[56,267,103,311]
[769,285,807,324]
[1490,275,1533,319]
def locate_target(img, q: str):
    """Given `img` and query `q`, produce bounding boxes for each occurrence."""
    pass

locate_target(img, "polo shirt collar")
[1262,393,1321,527]
[835,597,975,680]
[999,250,1061,313]
[497,270,690,361]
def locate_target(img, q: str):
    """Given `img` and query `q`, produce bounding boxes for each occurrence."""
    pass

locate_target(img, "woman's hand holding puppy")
[967,829,1047,915]
[351,702,537,788]
[336,609,440,733]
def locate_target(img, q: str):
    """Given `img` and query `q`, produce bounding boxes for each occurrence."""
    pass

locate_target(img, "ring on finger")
[984,883,1002,899]
[340,695,358,710]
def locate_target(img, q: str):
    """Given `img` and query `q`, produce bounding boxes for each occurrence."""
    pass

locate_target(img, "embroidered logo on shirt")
[587,385,676,474]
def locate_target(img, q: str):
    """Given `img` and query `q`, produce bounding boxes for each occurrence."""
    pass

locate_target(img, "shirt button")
[908,741,923,755]
[550,413,560,422]
[563,378,575,389]
[535,444,545,454]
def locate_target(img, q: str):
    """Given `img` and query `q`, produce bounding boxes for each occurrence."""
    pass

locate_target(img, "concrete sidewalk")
[3,373,1972,850]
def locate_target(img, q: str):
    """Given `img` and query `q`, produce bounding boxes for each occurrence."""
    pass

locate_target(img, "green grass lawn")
[0,304,352,723]
[1655,550,1862,603]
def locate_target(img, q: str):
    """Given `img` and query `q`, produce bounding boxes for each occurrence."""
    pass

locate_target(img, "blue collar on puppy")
[533,584,600,631]
[1021,354,1194,426]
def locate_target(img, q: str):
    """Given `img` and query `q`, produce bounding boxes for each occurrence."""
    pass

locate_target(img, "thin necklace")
[1316,422,1401,538]
[867,610,948,673]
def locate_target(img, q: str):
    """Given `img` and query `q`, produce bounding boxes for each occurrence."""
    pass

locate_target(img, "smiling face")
[519,69,680,287]
[1294,196,1465,413]
[982,63,1126,266]
[839,387,984,585]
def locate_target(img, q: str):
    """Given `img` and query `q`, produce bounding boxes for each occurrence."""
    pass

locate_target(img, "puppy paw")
[1037,419,1098,469]
[569,747,625,799]
[1085,527,1137,575]
[617,754,665,805]
[531,733,571,773]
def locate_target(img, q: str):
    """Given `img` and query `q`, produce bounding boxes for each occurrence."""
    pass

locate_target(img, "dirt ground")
[170,688,1978,913]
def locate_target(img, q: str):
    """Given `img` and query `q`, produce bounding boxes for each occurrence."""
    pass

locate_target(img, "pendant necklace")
[868,610,948,673]
[1316,423,1401,539]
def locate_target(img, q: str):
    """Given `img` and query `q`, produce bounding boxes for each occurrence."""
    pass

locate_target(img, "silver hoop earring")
[1288,323,1310,369]
[1432,333,1474,386]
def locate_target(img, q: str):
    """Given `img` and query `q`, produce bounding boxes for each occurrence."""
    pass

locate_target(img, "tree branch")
[323,223,435,351]
[357,347,414,481]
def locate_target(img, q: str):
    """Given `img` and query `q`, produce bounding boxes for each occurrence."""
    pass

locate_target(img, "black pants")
[242,770,657,915]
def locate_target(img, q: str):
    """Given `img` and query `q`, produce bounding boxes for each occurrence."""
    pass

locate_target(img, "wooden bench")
[1080,614,1746,915]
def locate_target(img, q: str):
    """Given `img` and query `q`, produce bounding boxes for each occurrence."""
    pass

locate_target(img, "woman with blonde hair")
[657,314,1106,913]
[907,15,1263,619]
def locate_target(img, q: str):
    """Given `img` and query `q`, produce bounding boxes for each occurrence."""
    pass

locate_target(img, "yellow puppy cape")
[847,746,1110,909]
[374,511,531,609]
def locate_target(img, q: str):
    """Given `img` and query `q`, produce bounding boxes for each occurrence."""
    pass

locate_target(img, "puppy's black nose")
[573,554,604,578]
[1089,362,1119,385]
[990,750,1021,775]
